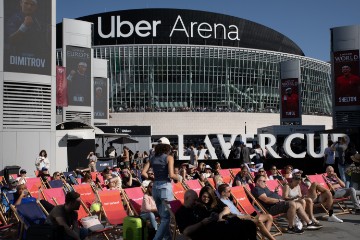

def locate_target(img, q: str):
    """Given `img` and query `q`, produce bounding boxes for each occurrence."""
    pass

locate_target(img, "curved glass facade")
[57,44,331,115]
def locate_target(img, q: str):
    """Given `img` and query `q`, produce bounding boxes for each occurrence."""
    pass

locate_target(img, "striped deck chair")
[98,190,128,226]
[230,186,283,237]
[172,182,186,204]
[41,188,66,206]
[306,174,351,215]
[229,168,241,178]
[73,184,96,210]
[183,179,202,196]
[123,187,144,216]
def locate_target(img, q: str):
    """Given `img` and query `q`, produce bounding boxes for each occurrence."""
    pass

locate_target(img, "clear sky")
[56,0,360,62]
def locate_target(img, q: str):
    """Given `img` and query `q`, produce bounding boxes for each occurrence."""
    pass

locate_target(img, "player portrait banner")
[94,77,108,119]
[66,46,91,106]
[3,0,52,75]
[280,78,300,119]
[333,50,360,107]
[56,66,68,107]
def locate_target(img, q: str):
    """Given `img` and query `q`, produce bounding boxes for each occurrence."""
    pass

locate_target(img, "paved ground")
[275,211,360,240]
[2,206,359,240]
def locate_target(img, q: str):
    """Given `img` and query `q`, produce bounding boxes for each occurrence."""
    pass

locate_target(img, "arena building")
[56,9,333,135]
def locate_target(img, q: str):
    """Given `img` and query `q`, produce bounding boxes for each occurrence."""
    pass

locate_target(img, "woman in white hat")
[141,137,178,240]
[346,153,360,190]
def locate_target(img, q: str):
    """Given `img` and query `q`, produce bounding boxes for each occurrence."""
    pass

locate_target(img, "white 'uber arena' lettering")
[98,16,161,38]
[170,15,240,41]
[97,15,240,41]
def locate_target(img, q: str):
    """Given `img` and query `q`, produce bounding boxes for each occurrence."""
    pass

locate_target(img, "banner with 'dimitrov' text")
[3,0,52,75]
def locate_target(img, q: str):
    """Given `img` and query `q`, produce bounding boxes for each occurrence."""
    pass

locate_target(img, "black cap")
[20,169,27,174]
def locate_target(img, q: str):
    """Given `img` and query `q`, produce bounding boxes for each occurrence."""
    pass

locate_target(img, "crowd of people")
[1,137,360,239]
[109,106,331,116]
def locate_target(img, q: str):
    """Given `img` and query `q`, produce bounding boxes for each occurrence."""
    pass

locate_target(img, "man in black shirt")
[252,175,321,234]
[46,191,87,240]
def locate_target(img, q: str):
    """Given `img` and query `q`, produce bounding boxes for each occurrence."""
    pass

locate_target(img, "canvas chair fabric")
[172,182,186,204]
[25,177,43,192]
[72,184,96,209]
[265,180,283,197]
[206,178,216,190]
[98,190,128,225]
[48,180,64,189]
[217,169,232,177]
[183,179,202,196]
[41,188,66,206]
[16,202,47,226]
[123,187,144,215]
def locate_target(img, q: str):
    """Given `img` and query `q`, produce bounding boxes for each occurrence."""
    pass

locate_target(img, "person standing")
[35,149,50,171]
[86,151,97,172]
[142,137,178,240]
[240,141,253,165]
[122,146,130,169]
[346,153,360,190]
[189,144,198,167]
[331,137,349,186]
[324,140,336,169]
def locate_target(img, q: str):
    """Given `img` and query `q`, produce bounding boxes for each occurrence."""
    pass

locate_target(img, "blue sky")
[56,0,360,62]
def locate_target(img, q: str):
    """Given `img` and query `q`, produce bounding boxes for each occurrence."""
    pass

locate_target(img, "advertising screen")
[66,46,91,106]
[281,78,300,119]
[56,66,68,107]
[94,77,108,119]
[3,0,52,75]
[333,50,360,106]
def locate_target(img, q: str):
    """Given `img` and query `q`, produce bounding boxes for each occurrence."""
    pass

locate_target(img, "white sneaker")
[328,215,343,223]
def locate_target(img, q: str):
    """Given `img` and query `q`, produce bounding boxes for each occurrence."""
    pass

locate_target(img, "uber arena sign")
[97,15,240,41]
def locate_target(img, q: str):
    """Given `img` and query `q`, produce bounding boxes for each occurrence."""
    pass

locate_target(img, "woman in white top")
[283,175,319,224]
[35,150,50,171]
